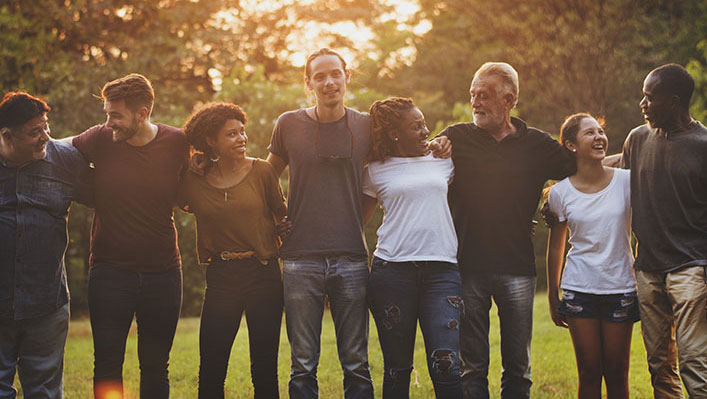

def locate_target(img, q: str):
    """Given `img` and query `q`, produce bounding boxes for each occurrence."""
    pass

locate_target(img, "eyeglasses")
[314,107,354,160]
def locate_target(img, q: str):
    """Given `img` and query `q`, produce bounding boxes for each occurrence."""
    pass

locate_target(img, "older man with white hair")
[440,62,575,399]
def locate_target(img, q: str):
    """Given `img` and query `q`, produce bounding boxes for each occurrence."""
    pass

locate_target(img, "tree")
[409,0,707,151]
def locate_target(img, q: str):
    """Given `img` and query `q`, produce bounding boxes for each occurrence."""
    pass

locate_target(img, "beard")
[111,117,140,142]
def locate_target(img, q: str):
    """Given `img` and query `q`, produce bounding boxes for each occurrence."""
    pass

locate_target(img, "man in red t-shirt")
[71,74,187,399]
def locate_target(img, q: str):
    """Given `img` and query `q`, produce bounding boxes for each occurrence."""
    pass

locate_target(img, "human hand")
[189,153,209,177]
[276,216,293,239]
[548,295,568,328]
[428,136,452,159]
[541,202,559,227]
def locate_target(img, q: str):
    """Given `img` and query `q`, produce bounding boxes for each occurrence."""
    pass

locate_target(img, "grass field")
[16,294,655,398]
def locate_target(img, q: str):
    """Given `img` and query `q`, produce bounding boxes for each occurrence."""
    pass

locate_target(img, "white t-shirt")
[548,168,636,294]
[362,154,457,263]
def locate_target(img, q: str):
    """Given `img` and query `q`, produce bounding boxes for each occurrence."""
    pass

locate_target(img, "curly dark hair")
[183,102,247,160]
[368,97,416,162]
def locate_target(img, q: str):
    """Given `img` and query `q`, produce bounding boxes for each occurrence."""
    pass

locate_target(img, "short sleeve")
[547,184,567,223]
[70,152,94,207]
[176,174,192,212]
[267,116,288,163]
[539,132,576,180]
[72,125,105,163]
[53,141,94,206]
[620,133,631,170]
[262,160,287,218]
[443,158,455,185]
[362,165,377,198]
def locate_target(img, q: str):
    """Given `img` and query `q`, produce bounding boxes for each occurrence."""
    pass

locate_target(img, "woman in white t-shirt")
[362,97,462,398]
[546,113,638,399]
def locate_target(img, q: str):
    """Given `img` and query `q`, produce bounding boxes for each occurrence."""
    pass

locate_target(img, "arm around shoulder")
[266,152,287,177]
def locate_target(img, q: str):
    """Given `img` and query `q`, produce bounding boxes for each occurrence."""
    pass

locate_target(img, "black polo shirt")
[441,117,575,276]
[621,122,707,273]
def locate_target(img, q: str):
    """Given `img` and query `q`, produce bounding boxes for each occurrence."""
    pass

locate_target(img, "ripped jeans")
[368,257,463,399]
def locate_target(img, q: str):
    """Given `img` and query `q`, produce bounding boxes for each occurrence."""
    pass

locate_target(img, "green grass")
[17,295,653,398]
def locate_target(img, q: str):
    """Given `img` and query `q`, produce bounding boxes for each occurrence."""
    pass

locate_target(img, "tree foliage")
[1,0,705,314]
[409,0,706,151]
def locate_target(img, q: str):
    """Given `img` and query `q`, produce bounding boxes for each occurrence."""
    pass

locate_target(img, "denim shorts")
[557,290,640,323]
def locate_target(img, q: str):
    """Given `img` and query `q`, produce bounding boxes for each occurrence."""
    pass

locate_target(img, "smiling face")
[207,118,247,160]
[391,107,430,157]
[7,113,51,164]
[470,74,512,133]
[306,54,350,108]
[104,99,141,143]
[565,117,608,161]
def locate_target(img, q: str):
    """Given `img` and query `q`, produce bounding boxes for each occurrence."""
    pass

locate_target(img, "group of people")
[0,46,704,399]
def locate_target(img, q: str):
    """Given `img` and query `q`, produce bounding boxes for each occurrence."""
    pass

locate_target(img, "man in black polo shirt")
[621,63,707,399]
[441,62,574,399]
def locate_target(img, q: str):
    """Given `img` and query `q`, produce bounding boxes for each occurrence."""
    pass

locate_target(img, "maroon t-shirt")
[73,123,187,272]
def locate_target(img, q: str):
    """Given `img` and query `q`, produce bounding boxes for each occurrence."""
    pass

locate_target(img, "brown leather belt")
[219,250,268,265]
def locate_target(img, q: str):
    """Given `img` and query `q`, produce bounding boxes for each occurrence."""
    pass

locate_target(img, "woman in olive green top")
[179,103,287,399]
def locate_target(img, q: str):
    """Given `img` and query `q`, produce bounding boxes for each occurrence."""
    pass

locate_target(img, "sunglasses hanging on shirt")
[314,107,354,160]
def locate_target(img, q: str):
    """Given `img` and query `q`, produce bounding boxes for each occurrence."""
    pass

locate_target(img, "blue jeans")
[282,255,373,399]
[460,273,535,399]
[0,303,69,399]
[198,258,283,399]
[368,257,463,399]
[88,264,182,399]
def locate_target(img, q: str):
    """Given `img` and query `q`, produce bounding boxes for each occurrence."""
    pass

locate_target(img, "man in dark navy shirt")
[0,92,92,398]
[441,62,574,399]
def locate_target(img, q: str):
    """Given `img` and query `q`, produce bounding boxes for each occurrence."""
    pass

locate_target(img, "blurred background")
[2,0,704,317]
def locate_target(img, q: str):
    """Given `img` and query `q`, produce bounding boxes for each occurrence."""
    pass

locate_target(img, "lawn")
[18,295,654,398]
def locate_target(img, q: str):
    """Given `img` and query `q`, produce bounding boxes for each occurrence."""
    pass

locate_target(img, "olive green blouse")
[179,158,286,264]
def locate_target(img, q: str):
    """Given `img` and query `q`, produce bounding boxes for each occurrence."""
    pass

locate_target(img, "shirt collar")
[472,116,529,141]
[0,140,54,168]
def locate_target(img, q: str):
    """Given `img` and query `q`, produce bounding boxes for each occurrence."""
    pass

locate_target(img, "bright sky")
[212,0,430,68]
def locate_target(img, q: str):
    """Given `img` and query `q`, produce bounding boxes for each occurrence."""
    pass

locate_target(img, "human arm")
[428,135,452,159]
[602,153,621,167]
[362,194,378,225]
[266,152,288,177]
[263,160,290,237]
[546,221,568,328]
[58,136,75,145]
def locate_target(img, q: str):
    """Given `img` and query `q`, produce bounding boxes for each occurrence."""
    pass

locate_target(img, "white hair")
[473,62,519,107]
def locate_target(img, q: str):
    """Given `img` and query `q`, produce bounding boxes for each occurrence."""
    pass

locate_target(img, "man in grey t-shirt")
[267,48,374,399]
[621,64,707,399]
[267,48,450,398]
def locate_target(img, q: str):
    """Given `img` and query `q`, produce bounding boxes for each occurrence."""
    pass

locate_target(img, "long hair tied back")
[369,97,415,162]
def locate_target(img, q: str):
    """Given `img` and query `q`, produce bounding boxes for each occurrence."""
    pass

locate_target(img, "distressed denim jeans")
[460,273,535,399]
[283,255,373,399]
[0,303,69,399]
[368,257,463,399]
[88,264,182,399]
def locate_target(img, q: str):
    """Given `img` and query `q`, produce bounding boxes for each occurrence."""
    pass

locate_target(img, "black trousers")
[198,258,284,399]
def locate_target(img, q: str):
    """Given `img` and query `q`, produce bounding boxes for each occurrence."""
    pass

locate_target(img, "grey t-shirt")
[621,122,707,272]
[268,108,370,259]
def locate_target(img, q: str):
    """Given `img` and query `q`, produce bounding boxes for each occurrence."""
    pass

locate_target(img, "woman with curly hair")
[179,102,287,398]
[363,97,462,398]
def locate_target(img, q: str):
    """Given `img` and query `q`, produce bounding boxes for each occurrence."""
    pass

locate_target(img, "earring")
[572,149,576,153]
[393,136,399,142]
